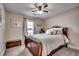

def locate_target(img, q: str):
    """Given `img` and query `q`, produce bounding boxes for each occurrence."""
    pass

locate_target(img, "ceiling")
[3,3,79,20]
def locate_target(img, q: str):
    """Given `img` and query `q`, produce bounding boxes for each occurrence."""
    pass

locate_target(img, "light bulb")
[37,11,43,14]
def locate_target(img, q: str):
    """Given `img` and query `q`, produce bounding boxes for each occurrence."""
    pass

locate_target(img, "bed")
[27,26,69,56]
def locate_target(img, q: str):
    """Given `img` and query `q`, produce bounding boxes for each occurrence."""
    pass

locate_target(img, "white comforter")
[29,34,69,55]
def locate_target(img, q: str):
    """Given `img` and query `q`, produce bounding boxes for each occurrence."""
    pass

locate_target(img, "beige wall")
[33,19,44,34]
[5,11,24,42]
[0,4,6,55]
[5,12,44,43]
[44,7,79,46]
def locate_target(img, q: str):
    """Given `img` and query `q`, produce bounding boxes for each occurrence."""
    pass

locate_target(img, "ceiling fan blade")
[33,13,36,15]
[34,3,39,9]
[32,10,38,12]
[32,10,35,12]
[43,3,48,8]
[43,10,48,13]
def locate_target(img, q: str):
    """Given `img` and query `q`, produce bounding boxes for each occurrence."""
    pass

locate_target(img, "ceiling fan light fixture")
[32,3,48,15]
[37,10,43,14]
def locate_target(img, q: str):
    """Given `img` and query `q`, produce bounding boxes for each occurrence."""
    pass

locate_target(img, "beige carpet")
[4,45,79,56]
[53,47,79,56]
[4,45,32,56]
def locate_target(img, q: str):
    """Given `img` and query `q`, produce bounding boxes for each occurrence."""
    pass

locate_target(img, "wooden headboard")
[62,27,68,38]
[47,26,68,38]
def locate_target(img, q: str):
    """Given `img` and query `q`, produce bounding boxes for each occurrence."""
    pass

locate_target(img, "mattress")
[29,34,69,55]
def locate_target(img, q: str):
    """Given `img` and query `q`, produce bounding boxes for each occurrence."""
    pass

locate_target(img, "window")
[27,20,34,36]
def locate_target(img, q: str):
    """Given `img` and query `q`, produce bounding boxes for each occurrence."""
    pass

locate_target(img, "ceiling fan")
[32,3,48,15]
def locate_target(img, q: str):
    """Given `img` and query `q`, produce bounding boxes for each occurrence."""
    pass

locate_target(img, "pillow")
[53,28,63,35]
[51,32,54,35]
[50,30,57,35]
[46,28,63,35]
[57,30,63,35]
[45,29,51,34]
[45,28,56,35]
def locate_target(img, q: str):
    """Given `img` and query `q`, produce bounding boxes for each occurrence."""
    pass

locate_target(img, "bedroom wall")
[5,11,44,43]
[0,4,6,55]
[5,11,24,43]
[34,19,44,34]
[44,7,79,47]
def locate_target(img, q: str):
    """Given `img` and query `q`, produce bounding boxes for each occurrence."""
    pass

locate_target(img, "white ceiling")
[3,3,79,20]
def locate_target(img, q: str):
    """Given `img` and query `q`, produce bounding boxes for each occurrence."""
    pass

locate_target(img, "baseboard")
[0,47,6,56]
[2,47,6,56]
[68,43,79,51]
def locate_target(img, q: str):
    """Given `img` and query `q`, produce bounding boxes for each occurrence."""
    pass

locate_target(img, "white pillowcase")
[53,28,63,35]
[46,30,50,34]
[45,28,63,35]
[45,28,56,35]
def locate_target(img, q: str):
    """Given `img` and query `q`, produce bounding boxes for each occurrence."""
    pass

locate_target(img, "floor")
[4,45,79,56]
[53,47,79,56]
[4,45,32,56]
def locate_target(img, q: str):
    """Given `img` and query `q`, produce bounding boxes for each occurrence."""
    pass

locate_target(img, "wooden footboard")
[24,35,68,56]
[24,35,43,56]
[27,42,42,56]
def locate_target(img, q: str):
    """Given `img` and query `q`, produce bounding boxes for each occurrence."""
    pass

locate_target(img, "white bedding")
[29,34,69,55]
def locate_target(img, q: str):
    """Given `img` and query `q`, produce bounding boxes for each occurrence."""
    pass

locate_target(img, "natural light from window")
[27,20,34,36]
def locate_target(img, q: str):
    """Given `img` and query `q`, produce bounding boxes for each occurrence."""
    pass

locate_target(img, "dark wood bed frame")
[24,35,42,56]
[24,26,68,56]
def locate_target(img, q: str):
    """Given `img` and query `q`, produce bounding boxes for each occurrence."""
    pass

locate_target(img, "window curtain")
[23,18,37,36]
[23,17,28,36]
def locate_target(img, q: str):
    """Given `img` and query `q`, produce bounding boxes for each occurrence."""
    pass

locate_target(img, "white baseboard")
[0,48,5,56]
[2,47,6,56]
[68,43,79,51]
